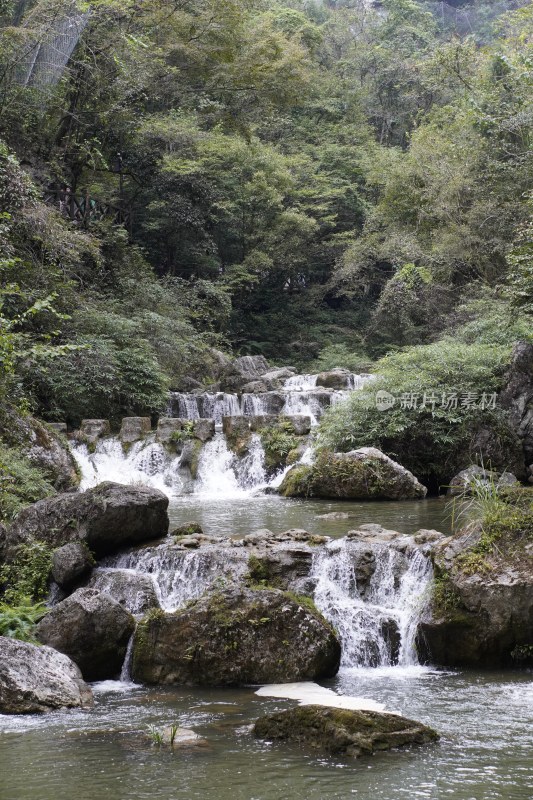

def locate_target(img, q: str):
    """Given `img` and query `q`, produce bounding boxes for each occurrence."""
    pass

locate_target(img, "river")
[0,495,531,799]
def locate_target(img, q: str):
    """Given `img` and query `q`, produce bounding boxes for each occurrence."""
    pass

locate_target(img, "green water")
[0,668,531,800]
[167,495,452,539]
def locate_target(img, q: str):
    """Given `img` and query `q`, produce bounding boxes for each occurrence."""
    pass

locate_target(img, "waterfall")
[105,545,249,612]
[71,438,185,495]
[284,374,319,391]
[311,539,432,668]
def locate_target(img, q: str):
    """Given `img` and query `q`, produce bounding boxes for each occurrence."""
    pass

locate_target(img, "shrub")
[0,444,55,522]
[318,338,515,486]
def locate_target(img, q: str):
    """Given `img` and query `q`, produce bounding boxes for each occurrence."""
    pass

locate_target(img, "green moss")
[260,421,301,472]
[279,465,314,497]
[0,541,54,605]
[431,571,463,618]
[0,444,55,523]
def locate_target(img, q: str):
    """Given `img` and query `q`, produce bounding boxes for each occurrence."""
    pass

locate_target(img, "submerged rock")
[36,588,135,681]
[3,481,169,562]
[0,636,93,714]
[279,448,427,501]
[132,587,341,686]
[253,705,439,757]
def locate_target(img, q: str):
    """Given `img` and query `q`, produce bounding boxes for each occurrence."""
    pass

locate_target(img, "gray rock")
[79,419,110,444]
[316,369,352,389]
[156,417,184,444]
[193,418,215,442]
[52,542,93,589]
[120,417,152,444]
[448,465,519,496]
[223,416,252,456]
[0,636,93,714]
[21,416,79,491]
[36,588,135,681]
[3,482,169,562]
[48,422,67,434]
[87,569,159,615]
[220,355,270,392]
[499,341,533,467]
[241,380,268,393]
[132,587,340,686]
[254,706,439,757]
[261,368,296,390]
[249,414,278,432]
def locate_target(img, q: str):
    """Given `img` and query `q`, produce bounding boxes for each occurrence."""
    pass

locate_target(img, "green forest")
[0,0,532,500]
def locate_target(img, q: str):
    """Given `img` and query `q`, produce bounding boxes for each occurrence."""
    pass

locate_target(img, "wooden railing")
[45,187,131,229]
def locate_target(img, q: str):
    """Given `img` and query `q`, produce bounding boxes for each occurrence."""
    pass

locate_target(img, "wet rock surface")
[36,588,135,681]
[132,587,341,686]
[253,705,439,757]
[87,569,160,615]
[0,636,93,714]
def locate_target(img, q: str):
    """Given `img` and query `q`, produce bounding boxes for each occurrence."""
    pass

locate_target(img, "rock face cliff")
[417,488,533,668]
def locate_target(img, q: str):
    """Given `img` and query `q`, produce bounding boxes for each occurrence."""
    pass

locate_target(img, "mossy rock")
[131,587,341,686]
[254,706,439,758]
[279,448,426,500]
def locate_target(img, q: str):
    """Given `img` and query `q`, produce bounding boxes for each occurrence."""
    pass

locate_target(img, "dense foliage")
[0,0,530,428]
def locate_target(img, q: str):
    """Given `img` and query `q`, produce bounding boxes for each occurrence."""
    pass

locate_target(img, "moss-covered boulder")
[279,448,427,500]
[132,587,341,686]
[418,487,533,667]
[253,706,439,757]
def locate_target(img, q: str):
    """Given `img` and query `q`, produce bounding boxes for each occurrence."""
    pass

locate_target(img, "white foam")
[255,681,388,712]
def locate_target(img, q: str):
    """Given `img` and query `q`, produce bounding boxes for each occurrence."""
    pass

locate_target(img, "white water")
[311,538,433,668]
[105,545,249,612]
[73,439,184,494]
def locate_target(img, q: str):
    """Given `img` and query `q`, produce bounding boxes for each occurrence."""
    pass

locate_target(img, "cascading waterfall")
[311,539,433,668]
[72,438,185,494]
[103,545,249,612]
[71,370,374,499]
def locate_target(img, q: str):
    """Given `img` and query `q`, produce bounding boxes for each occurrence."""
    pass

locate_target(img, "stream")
[1,371,532,798]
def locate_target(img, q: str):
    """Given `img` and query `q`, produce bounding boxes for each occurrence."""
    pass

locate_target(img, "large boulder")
[254,706,439,757]
[23,417,79,492]
[448,465,518,496]
[2,482,169,562]
[316,369,353,390]
[35,588,135,681]
[132,587,341,686]
[0,637,93,714]
[279,448,427,500]
[51,542,94,589]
